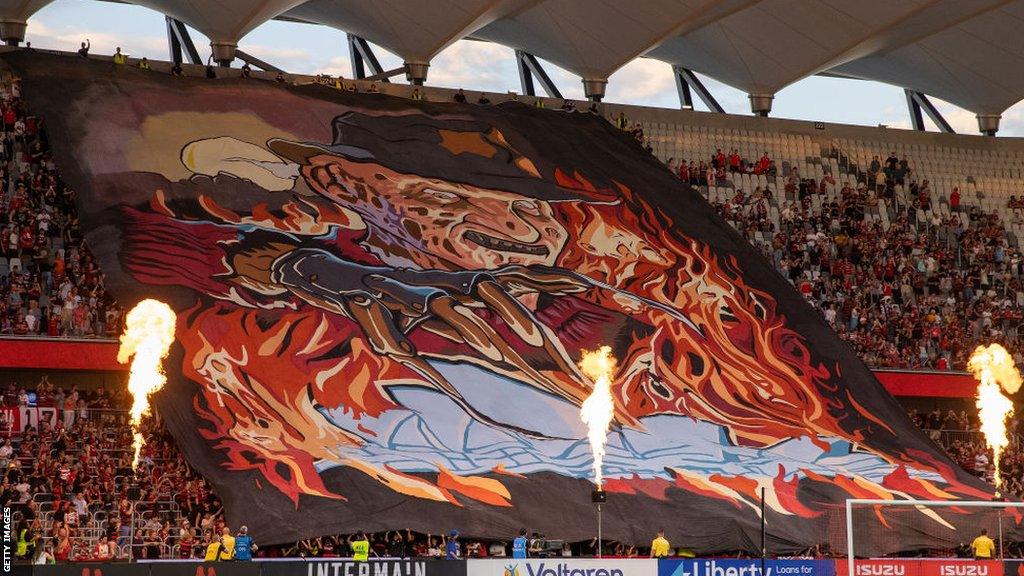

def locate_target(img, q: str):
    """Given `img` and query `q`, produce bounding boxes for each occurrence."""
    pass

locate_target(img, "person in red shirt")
[728,149,741,172]
[321,536,338,557]
[950,187,961,212]
[179,531,195,558]
[12,314,28,335]
[18,225,33,255]
[47,313,60,336]
[8,187,23,213]
[755,152,771,174]
[54,533,71,562]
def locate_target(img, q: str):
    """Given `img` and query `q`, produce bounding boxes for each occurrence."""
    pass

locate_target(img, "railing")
[0,334,118,343]
[0,406,130,437]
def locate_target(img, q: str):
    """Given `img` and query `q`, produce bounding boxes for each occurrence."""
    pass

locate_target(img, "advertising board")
[469,558,658,576]
[659,559,835,576]
[834,559,1003,576]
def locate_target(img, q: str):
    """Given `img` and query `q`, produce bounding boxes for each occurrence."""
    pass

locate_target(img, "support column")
[165,16,201,65]
[674,69,694,109]
[347,34,388,82]
[515,50,563,99]
[516,50,536,96]
[166,17,182,64]
[404,61,429,85]
[0,20,26,46]
[977,114,1001,137]
[905,88,925,131]
[672,66,724,113]
[904,89,954,133]
[211,41,236,67]
[235,49,283,72]
[583,78,607,102]
[748,93,774,116]
[348,35,365,79]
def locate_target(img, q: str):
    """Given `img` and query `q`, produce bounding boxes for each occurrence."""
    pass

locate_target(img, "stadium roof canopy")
[2,0,1023,133]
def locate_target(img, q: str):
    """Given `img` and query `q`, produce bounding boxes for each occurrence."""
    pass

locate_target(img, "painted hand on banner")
[258,246,613,435]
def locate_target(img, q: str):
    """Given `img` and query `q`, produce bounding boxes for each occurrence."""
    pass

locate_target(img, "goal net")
[843,499,1024,565]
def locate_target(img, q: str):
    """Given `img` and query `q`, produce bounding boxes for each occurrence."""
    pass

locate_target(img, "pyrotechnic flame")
[967,344,1022,489]
[579,346,617,489]
[117,299,177,470]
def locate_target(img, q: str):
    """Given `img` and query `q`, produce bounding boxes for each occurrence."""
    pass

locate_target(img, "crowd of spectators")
[0,374,226,564]
[910,407,1024,499]
[672,145,1024,370]
[0,76,123,339]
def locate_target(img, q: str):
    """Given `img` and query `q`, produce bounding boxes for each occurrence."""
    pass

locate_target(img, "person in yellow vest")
[334,78,343,90]
[971,528,996,560]
[203,535,222,561]
[220,526,236,561]
[112,47,127,65]
[138,57,151,70]
[650,529,670,558]
[350,531,370,561]
[15,523,28,559]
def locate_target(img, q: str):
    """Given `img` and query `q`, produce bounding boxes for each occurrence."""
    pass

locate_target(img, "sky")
[20,0,1024,137]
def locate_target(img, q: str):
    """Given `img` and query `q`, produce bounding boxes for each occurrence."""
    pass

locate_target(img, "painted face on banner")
[302,155,569,270]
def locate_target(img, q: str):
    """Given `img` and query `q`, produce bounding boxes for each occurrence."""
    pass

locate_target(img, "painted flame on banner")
[117,299,177,470]
[967,344,1022,489]
[579,346,617,488]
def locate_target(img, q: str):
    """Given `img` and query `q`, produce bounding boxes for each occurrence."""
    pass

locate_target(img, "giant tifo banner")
[1,52,1001,553]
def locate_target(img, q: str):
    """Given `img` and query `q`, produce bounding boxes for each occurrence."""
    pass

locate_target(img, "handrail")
[0,334,118,344]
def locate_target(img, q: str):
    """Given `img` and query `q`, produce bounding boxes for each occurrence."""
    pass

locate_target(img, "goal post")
[845,498,1024,576]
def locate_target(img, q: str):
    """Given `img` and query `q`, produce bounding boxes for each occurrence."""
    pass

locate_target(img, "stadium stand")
[5,55,1024,561]
[0,73,123,340]
[625,118,1024,371]
[0,373,1018,561]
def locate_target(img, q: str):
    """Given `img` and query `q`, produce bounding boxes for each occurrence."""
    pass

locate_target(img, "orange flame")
[579,346,617,488]
[117,299,177,469]
[968,344,1021,489]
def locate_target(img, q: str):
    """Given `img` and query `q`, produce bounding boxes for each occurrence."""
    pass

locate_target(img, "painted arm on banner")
[243,242,638,433]
[121,203,637,433]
